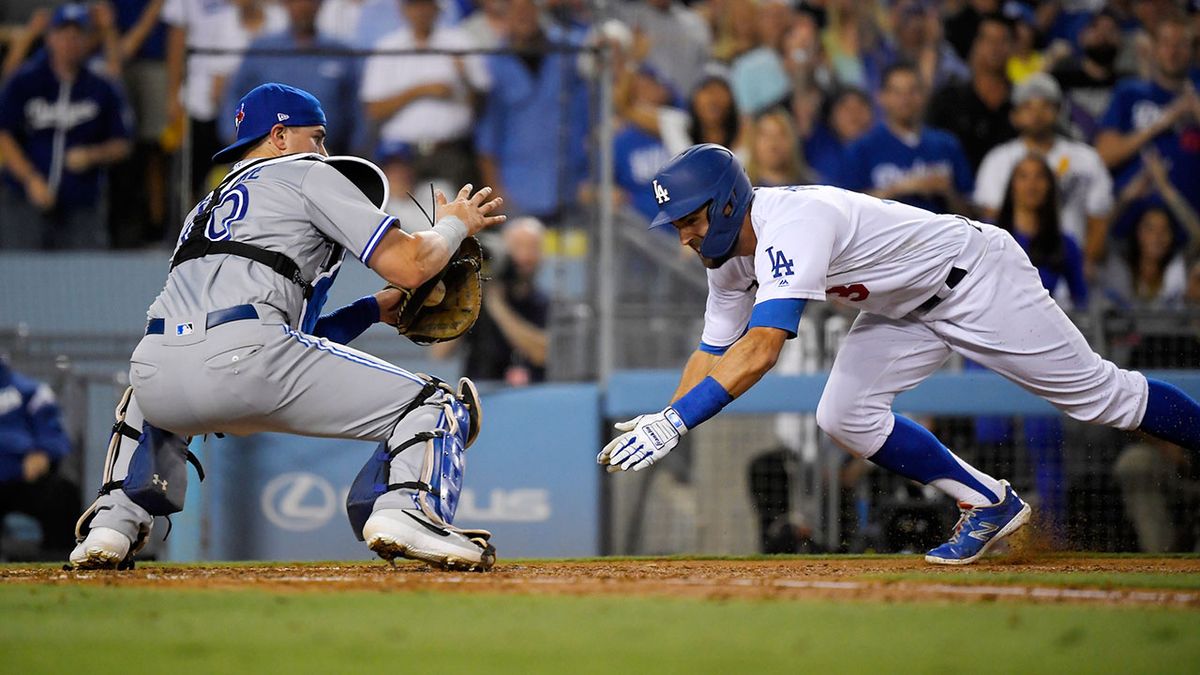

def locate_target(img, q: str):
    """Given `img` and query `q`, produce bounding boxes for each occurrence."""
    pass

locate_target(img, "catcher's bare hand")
[375,282,446,326]
[374,287,406,325]
[436,183,506,236]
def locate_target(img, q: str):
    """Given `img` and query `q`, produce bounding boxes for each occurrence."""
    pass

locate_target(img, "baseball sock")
[1138,378,1200,452]
[868,414,1004,507]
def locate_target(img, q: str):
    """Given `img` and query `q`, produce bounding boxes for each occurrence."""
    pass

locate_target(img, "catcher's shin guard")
[72,388,151,568]
[346,376,487,541]
[71,388,204,569]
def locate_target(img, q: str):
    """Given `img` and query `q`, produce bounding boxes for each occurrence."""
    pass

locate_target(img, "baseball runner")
[69,82,504,571]
[599,143,1200,564]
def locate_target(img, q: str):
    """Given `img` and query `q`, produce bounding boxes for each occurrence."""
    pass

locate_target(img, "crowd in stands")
[0,0,1197,317]
[607,0,1200,316]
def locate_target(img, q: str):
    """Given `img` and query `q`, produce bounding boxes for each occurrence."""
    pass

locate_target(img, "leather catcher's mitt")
[390,236,483,344]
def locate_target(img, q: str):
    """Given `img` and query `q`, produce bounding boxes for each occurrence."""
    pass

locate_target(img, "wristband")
[432,215,468,251]
[671,376,734,430]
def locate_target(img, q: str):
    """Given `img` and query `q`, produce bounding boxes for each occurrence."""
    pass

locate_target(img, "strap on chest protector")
[171,157,314,299]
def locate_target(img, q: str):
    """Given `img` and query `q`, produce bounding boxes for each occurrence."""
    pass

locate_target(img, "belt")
[914,267,968,314]
[146,304,259,335]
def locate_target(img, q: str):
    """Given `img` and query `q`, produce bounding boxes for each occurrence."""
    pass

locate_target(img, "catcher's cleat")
[924,481,1031,565]
[363,509,495,572]
[68,527,132,570]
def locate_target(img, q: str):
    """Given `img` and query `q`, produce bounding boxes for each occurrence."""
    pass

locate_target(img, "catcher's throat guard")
[324,155,388,209]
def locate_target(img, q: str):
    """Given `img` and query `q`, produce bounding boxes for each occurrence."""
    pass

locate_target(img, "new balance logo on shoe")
[967,521,999,542]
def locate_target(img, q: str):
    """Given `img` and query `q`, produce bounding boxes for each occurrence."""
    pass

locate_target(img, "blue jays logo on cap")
[212,83,327,163]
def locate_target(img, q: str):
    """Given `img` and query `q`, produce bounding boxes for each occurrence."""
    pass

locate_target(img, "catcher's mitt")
[389,236,483,344]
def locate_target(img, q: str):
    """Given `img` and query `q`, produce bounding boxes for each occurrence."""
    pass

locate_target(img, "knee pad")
[118,423,205,517]
[75,388,204,562]
[346,376,481,540]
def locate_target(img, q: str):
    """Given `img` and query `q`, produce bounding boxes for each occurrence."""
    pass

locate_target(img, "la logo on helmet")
[653,179,670,205]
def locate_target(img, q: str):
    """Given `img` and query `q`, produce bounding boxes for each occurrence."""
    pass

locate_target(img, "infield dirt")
[5,556,1199,607]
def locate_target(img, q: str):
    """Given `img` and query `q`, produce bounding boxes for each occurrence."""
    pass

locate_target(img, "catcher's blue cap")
[650,143,753,262]
[212,83,327,163]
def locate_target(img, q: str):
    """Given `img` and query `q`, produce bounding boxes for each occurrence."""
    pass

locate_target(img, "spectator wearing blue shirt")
[840,62,973,215]
[0,357,80,560]
[0,4,132,250]
[475,0,589,223]
[613,65,677,223]
[225,0,362,157]
[801,87,873,185]
[1095,15,1200,238]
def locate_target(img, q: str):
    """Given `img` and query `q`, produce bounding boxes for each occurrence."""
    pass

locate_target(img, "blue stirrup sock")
[868,414,1004,506]
[1138,378,1200,452]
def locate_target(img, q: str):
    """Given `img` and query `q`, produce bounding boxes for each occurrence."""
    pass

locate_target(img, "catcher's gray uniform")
[76,152,489,568]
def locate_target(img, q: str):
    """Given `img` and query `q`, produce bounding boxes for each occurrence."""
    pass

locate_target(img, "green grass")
[1,584,1197,675]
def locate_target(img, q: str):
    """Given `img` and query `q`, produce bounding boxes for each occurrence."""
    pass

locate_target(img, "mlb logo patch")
[234,103,245,131]
[176,322,194,336]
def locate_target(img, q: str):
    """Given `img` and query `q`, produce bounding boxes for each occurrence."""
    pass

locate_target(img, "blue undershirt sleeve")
[312,295,380,345]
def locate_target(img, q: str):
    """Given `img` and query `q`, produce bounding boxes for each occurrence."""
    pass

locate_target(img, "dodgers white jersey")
[701,185,987,349]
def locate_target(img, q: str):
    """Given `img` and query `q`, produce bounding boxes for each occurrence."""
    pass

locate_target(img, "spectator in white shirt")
[163,0,285,201]
[360,0,489,187]
[316,0,369,44]
[974,73,1113,270]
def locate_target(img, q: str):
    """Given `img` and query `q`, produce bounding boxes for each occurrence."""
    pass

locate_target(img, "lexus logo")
[261,472,337,531]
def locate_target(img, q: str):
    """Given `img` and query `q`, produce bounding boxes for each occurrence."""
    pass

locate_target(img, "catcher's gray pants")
[87,305,433,543]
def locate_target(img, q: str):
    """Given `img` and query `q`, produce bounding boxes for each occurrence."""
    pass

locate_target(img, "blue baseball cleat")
[925,481,1031,565]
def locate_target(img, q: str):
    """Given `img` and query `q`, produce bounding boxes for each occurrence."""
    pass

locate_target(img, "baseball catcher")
[70,83,503,571]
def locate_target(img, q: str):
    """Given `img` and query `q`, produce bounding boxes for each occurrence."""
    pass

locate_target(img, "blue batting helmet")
[649,144,753,261]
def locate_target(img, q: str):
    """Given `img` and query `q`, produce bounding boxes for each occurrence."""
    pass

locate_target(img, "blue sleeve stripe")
[698,341,730,355]
[747,299,807,336]
[360,215,396,263]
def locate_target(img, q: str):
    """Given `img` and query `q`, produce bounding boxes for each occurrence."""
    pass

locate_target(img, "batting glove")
[597,408,688,472]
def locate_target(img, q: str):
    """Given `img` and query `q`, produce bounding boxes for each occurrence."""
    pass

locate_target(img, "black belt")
[146,304,259,335]
[915,267,968,313]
